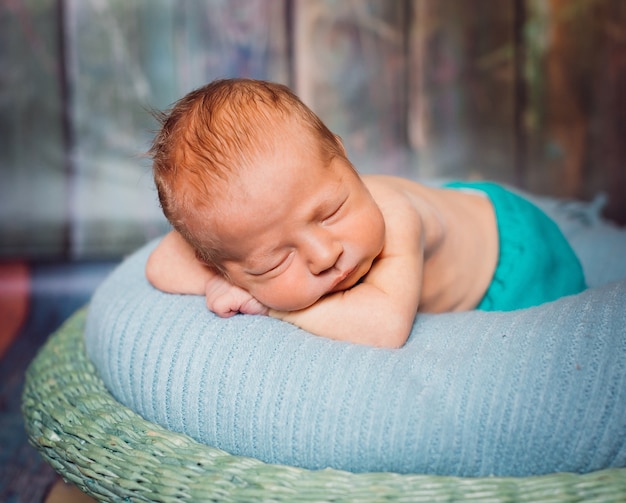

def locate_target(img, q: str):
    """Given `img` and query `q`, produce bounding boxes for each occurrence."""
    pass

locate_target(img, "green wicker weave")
[22,309,626,502]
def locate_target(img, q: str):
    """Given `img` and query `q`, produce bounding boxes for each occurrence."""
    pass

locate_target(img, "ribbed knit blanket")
[85,193,626,477]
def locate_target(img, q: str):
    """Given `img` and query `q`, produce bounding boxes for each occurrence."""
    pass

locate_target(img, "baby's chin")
[264,286,339,312]
[268,294,324,313]
[281,276,365,311]
[329,274,362,295]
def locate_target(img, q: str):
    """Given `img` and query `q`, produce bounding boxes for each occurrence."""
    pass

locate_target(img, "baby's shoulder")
[363,175,415,212]
[363,175,442,215]
[363,174,438,197]
[362,174,417,191]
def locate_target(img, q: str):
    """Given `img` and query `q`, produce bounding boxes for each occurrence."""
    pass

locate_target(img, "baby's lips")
[330,265,358,292]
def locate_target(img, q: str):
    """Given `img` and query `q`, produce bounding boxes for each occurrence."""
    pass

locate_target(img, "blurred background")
[1,0,625,261]
[0,1,625,501]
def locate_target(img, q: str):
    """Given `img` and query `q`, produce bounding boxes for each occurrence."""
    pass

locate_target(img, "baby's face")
[205,135,385,311]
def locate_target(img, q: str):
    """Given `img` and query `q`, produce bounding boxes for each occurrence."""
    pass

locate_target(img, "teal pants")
[446,182,586,311]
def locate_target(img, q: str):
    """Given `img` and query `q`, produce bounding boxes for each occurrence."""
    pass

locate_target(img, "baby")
[146,78,586,348]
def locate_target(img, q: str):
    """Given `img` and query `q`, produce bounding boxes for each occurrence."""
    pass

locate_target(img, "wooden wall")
[1,0,624,259]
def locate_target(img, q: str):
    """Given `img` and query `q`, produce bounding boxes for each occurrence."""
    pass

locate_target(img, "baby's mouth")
[330,265,358,292]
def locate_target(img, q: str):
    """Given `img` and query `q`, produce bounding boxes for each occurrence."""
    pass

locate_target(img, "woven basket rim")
[22,308,626,502]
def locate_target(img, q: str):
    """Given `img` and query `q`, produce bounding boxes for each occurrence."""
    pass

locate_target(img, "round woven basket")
[22,308,626,502]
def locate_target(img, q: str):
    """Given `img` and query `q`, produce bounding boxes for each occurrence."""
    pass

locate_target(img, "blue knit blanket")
[85,193,626,477]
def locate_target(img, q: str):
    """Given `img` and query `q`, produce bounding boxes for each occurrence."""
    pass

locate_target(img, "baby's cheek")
[254,275,322,312]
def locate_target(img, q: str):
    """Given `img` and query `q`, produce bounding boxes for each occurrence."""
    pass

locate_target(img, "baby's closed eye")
[248,251,293,278]
[321,198,347,224]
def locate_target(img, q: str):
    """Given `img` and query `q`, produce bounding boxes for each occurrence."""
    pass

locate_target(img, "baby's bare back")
[364,176,499,312]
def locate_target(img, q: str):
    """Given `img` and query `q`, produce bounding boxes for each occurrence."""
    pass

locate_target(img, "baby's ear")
[334,134,347,156]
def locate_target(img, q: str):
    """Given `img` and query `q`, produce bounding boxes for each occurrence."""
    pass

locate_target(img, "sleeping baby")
[146,78,586,348]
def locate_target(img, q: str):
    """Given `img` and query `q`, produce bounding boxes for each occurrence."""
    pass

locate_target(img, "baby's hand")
[205,275,269,317]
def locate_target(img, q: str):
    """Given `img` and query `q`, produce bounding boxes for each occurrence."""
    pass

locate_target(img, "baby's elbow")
[382,327,410,349]
[372,315,412,349]
[145,251,165,290]
[145,253,157,285]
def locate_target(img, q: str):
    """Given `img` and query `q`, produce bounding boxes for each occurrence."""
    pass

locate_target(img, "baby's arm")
[146,231,268,317]
[271,188,423,348]
[146,231,213,295]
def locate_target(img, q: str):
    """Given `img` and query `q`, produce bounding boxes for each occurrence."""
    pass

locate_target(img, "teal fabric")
[84,190,626,478]
[445,181,586,311]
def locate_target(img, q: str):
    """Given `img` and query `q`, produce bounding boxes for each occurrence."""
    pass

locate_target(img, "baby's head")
[151,79,384,310]
[152,79,343,261]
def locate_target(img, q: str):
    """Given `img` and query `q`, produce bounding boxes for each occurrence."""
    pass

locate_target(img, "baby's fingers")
[206,295,239,317]
[239,297,269,316]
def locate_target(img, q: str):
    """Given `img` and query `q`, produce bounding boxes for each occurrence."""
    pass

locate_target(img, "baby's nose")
[306,230,342,275]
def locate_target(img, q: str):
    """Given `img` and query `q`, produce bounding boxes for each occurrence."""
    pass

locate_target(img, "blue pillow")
[85,194,626,477]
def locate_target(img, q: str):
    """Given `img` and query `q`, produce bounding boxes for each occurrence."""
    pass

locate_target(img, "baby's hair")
[150,78,344,266]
